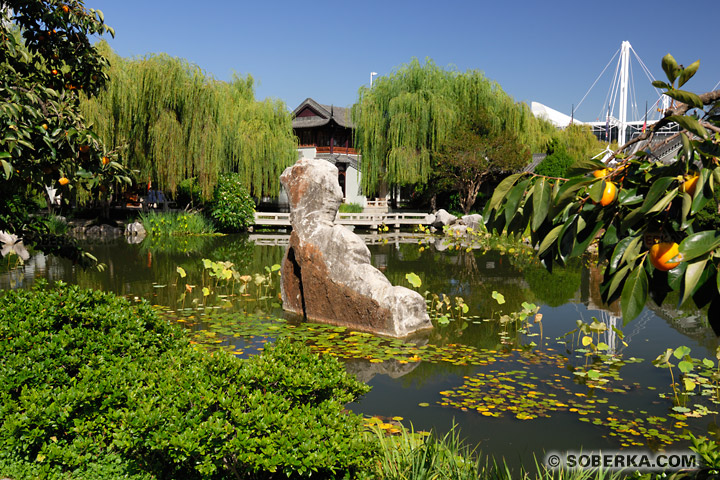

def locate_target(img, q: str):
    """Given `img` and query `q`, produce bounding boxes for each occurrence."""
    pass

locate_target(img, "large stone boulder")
[431,209,457,229]
[460,214,483,231]
[280,158,432,338]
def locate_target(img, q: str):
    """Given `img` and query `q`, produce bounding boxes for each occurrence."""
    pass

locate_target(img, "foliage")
[0,0,120,265]
[534,149,575,178]
[138,210,215,236]
[693,187,720,231]
[368,422,624,480]
[484,54,720,327]
[435,117,529,214]
[352,58,547,195]
[0,282,376,479]
[176,176,204,208]
[339,202,364,213]
[525,260,582,307]
[209,173,255,232]
[553,124,607,166]
[80,44,297,198]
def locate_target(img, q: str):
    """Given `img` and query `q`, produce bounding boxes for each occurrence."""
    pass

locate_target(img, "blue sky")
[90,0,719,123]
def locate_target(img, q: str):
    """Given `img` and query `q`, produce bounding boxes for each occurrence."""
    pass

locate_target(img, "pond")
[2,231,718,468]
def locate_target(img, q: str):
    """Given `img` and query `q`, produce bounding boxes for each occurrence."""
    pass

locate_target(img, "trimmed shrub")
[209,173,255,232]
[533,150,575,178]
[0,282,375,479]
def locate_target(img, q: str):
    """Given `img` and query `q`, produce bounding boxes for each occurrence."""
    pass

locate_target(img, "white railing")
[253,212,433,227]
[249,232,429,246]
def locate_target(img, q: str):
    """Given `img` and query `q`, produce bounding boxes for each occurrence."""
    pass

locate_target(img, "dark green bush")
[0,282,375,479]
[176,177,205,208]
[694,188,720,231]
[533,150,575,178]
[209,173,255,232]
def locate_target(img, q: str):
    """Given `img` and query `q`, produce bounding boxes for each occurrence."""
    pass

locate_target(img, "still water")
[2,233,718,466]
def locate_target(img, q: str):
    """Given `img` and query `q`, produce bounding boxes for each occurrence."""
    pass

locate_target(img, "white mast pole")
[618,41,631,145]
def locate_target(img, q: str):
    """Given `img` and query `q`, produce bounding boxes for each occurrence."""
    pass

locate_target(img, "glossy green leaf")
[610,236,638,273]
[646,189,677,214]
[504,180,530,225]
[667,261,687,291]
[531,178,551,232]
[588,180,605,203]
[566,158,607,177]
[681,256,708,306]
[661,53,680,84]
[690,169,710,215]
[678,60,700,88]
[666,115,708,139]
[640,177,676,213]
[652,80,671,89]
[665,89,703,109]
[0,158,11,179]
[538,225,563,255]
[621,265,648,325]
[606,264,631,301]
[678,231,720,262]
[488,173,524,211]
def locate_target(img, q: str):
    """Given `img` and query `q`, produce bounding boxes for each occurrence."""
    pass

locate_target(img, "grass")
[367,423,632,480]
[138,211,215,236]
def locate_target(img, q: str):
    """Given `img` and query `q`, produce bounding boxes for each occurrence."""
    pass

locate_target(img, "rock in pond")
[279,158,432,338]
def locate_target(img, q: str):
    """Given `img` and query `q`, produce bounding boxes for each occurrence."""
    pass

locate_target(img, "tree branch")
[609,89,720,161]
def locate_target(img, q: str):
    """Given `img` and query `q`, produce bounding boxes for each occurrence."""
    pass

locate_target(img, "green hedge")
[0,282,375,479]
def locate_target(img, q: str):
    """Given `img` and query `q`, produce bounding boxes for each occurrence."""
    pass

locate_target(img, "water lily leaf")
[176,266,186,278]
[581,336,593,347]
[678,360,693,374]
[491,291,505,305]
[673,345,691,359]
[405,272,422,289]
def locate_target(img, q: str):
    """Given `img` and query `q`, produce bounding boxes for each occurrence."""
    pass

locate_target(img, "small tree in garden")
[0,0,120,264]
[435,123,528,214]
[209,173,255,232]
[485,54,720,329]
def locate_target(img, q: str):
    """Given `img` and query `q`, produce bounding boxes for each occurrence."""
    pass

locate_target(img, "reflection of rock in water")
[344,358,421,383]
[340,330,430,383]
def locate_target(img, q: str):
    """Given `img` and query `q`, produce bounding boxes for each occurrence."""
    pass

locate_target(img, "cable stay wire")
[575,48,620,116]
[606,56,622,124]
[630,45,665,121]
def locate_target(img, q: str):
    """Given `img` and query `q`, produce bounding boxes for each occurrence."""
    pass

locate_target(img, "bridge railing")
[253,211,433,227]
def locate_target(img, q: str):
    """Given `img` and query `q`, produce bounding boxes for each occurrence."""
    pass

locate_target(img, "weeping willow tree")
[352,58,554,194]
[81,42,296,198]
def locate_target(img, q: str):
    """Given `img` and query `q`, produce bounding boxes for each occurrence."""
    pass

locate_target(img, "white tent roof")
[531,102,583,128]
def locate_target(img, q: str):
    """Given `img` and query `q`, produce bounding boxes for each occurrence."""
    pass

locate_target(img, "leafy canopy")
[352,58,549,195]
[485,54,720,328]
[81,45,298,199]
[1,0,123,264]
